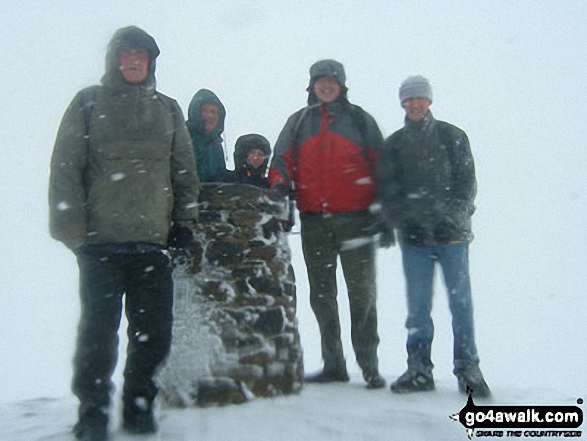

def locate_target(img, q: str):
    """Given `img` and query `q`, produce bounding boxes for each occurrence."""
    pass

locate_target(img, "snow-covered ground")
[0,233,584,440]
[1,1,586,440]
[4,375,578,441]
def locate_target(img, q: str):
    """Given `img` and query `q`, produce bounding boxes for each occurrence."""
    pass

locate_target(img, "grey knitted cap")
[399,75,433,103]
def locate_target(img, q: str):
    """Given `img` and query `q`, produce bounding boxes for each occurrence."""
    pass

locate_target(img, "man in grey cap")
[269,59,388,389]
[378,75,491,398]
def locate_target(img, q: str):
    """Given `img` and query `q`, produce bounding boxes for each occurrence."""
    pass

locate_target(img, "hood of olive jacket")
[101,26,160,92]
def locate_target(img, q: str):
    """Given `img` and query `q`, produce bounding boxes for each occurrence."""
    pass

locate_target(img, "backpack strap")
[348,104,377,177]
[79,86,101,136]
[289,104,319,190]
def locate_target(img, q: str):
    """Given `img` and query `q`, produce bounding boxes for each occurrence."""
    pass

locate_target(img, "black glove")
[271,185,295,231]
[364,217,395,248]
[168,224,199,270]
[378,222,396,248]
[281,218,294,233]
[402,221,425,247]
[168,224,195,250]
[433,221,454,244]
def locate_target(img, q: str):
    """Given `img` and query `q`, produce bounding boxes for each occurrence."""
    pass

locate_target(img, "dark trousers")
[72,246,173,421]
[301,211,380,378]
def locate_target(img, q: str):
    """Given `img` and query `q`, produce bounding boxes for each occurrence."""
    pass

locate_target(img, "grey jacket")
[49,26,199,249]
[378,112,476,246]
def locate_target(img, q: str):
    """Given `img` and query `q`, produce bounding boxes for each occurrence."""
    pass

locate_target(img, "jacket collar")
[405,110,435,132]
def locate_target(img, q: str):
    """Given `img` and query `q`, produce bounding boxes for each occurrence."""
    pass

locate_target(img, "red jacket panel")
[269,102,382,214]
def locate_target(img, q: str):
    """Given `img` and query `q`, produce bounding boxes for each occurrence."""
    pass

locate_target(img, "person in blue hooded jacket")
[186,89,228,182]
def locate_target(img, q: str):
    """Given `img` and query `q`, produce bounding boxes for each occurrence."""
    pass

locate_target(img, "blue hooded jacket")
[186,89,227,182]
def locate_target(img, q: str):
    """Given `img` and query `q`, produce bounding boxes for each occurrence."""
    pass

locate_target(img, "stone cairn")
[158,183,303,407]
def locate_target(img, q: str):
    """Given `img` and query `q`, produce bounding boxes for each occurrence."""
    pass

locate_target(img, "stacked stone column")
[158,183,303,406]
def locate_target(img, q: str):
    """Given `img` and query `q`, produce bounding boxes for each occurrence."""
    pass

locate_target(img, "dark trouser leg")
[400,243,435,374]
[436,243,480,374]
[121,251,173,418]
[301,215,345,372]
[337,214,380,379]
[73,250,124,427]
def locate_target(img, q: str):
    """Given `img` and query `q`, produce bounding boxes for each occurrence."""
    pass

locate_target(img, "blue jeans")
[399,241,479,375]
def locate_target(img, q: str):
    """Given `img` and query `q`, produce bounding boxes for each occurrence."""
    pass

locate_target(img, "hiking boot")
[73,424,108,441]
[73,421,108,441]
[390,369,435,394]
[365,374,386,389]
[456,367,492,399]
[122,401,157,435]
[123,409,157,435]
[305,367,350,383]
[73,410,108,441]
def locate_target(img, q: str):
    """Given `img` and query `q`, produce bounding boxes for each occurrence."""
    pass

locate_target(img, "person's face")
[246,148,267,169]
[200,103,220,135]
[118,48,149,84]
[401,97,431,122]
[313,77,341,104]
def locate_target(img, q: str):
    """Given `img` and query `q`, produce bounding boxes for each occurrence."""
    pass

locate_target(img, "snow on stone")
[157,183,302,407]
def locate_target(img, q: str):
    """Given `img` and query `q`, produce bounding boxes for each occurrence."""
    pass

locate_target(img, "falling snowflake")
[110,172,125,182]
[57,201,70,211]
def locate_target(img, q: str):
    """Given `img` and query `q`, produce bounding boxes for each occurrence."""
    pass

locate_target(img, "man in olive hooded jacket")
[49,26,199,441]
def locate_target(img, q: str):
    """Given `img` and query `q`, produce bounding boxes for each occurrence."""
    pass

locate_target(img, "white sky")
[0,0,586,402]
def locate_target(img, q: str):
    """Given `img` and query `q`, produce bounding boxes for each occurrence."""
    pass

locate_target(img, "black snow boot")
[122,401,157,435]
[73,407,108,441]
[456,366,492,399]
[365,373,386,389]
[390,369,435,394]
[305,366,350,383]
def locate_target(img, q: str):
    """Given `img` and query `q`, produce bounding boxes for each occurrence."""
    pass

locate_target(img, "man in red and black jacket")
[269,59,387,389]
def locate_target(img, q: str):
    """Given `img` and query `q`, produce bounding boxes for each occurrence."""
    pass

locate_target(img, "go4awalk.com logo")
[450,392,583,439]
